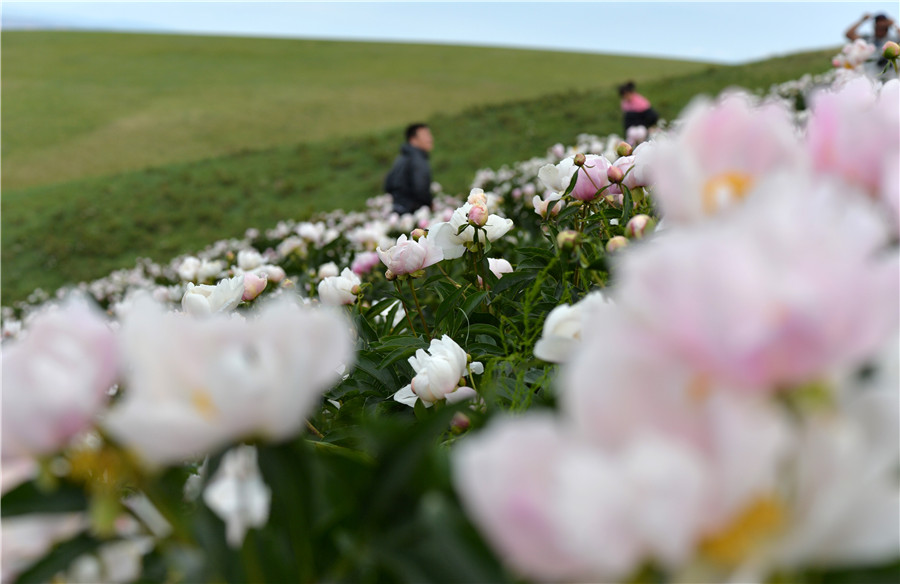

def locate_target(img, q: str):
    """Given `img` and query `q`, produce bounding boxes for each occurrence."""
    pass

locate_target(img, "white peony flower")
[176,256,202,282]
[103,295,354,467]
[376,234,443,275]
[237,249,263,271]
[317,268,361,306]
[428,203,514,260]
[392,335,484,407]
[316,262,340,280]
[534,292,609,363]
[181,275,245,316]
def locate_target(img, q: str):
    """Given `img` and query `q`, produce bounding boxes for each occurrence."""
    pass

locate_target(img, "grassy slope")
[1,44,836,306]
[2,31,705,190]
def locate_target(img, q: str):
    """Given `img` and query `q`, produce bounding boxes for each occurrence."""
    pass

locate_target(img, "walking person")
[384,123,434,215]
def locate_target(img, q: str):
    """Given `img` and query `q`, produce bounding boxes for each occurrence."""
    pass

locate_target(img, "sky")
[3,1,898,64]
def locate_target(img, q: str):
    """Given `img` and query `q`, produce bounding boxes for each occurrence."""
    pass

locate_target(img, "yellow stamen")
[702,172,754,214]
[687,374,712,402]
[700,496,784,566]
[191,388,218,420]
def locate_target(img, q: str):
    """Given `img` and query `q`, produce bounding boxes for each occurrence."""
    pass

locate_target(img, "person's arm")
[846,13,871,41]
[409,155,433,208]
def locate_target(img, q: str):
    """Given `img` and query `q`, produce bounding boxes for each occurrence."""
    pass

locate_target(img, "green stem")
[393,281,418,335]
[407,278,431,337]
[437,262,462,288]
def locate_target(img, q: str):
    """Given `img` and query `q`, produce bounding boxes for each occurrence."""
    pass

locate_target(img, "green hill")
[1,31,836,306]
[2,31,706,190]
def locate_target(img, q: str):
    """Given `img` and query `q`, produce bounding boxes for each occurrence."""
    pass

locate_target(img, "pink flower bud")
[451,412,471,433]
[242,273,268,301]
[624,214,656,239]
[884,41,900,60]
[573,153,587,167]
[410,228,427,241]
[605,235,629,252]
[616,142,633,157]
[607,165,625,184]
[468,203,489,227]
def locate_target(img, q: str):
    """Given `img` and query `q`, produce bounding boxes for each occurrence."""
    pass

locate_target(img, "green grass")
[1,36,836,307]
[2,31,707,190]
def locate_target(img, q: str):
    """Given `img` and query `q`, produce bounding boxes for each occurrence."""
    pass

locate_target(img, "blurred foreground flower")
[2,297,118,460]
[104,294,354,467]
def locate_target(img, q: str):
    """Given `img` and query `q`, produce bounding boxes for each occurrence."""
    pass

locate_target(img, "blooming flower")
[203,445,272,548]
[610,174,898,391]
[539,154,611,202]
[428,203,513,260]
[533,292,609,363]
[2,297,118,460]
[242,273,267,302]
[316,262,340,280]
[104,294,354,467]
[806,77,899,201]
[392,335,483,407]
[317,267,360,306]
[237,249,263,271]
[487,258,513,279]
[650,90,803,224]
[181,275,245,316]
[376,233,443,275]
[351,251,381,275]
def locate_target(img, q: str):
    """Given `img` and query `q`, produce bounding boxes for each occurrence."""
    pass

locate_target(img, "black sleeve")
[409,156,432,207]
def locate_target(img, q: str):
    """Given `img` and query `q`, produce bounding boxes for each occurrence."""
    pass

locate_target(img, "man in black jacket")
[384,123,434,215]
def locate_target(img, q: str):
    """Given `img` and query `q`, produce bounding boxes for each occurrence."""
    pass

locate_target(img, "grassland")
[1,30,836,306]
[2,31,707,190]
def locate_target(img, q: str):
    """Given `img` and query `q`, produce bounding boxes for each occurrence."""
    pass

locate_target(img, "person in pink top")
[618,81,659,140]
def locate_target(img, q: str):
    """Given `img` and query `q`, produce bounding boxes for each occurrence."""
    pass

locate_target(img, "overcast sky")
[3,1,898,64]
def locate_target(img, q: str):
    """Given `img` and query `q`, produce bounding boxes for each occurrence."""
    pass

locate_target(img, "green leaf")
[2,480,88,518]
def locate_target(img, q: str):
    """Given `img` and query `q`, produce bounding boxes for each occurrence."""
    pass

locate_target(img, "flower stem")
[394,281,418,335]
[408,279,431,337]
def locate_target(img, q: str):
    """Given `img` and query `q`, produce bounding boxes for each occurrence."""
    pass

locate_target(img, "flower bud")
[410,228,427,241]
[883,41,900,60]
[468,203,489,227]
[451,412,471,433]
[467,188,488,206]
[557,230,580,250]
[605,235,629,252]
[573,153,587,167]
[242,273,268,301]
[607,165,625,184]
[385,269,397,281]
[615,141,633,157]
[624,214,656,239]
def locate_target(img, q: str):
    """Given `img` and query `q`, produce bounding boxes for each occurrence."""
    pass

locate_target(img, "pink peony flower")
[610,174,898,391]
[2,297,118,460]
[376,233,444,275]
[806,76,899,201]
[650,90,804,224]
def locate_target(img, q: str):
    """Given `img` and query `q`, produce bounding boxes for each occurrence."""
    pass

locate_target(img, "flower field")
[2,47,899,583]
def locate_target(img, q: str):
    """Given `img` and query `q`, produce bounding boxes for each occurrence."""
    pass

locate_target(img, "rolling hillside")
[2,31,706,190]
[1,31,836,306]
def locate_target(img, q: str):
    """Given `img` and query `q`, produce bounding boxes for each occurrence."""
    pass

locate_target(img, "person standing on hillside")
[384,123,434,215]
[845,12,900,77]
